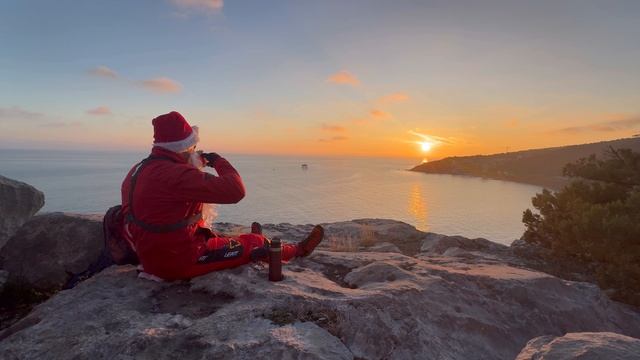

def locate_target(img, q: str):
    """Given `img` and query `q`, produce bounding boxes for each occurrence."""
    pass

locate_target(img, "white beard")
[202,203,218,229]
[188,151,205,170]
[188,151,217,228]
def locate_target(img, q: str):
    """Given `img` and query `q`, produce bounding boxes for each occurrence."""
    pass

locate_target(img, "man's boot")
[296,225,324,257]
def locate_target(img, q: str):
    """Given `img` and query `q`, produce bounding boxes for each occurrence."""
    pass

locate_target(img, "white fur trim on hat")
[153,126,199,153]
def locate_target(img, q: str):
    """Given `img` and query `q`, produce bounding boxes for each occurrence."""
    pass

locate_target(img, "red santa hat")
[152,111,199,153]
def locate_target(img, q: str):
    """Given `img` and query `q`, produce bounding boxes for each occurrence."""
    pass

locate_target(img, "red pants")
[179,233,299,279]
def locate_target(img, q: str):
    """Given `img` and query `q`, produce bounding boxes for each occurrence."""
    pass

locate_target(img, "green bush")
[523,148,640,306]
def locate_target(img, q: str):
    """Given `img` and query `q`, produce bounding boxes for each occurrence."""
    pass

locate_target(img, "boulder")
[0,270,7,293]
[516,332,640,360]
[0,175,45,249]
[0,213,103,291]
[420,232,510,257]
[1,247,639,359]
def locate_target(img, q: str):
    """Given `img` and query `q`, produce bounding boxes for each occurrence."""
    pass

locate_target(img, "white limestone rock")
[516,332,640,360]
[2,248,639,359]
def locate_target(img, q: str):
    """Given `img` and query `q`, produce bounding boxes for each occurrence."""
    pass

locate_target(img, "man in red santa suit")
[121,111,324,281]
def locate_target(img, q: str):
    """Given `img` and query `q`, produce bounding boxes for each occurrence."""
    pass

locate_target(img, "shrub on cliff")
[522,147,640,306]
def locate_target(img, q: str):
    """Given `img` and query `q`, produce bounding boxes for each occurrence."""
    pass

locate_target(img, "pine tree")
[522,147,640,306]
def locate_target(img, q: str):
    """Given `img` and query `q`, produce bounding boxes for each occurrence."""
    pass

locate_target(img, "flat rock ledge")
[1,241,639,359]
[516,332,640,360]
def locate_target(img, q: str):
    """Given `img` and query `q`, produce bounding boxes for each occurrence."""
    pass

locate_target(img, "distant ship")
[301,164,308,170]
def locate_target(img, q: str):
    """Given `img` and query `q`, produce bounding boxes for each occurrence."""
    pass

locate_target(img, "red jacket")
[121,147,245,280]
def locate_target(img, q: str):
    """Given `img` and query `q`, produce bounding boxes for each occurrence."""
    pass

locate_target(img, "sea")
[0,149,544,245]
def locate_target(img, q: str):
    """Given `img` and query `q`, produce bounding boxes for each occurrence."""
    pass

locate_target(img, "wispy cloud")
[409,130,457,145]
[86,106,112,116]
[550,116,640,134]
[139,77,183,93]
[351,109,394,126]
[327,71,360,86]
[0,106,43,121]
[88,66,183,94]
[171,0,223,10]
[321,123,346,132]
[89,66,118,79]
[377,92,410,105]
[370,109,392,120]
[319,123,348,142]
[319,135,349,143]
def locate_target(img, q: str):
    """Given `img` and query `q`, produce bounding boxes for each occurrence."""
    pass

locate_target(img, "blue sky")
[1,0,639,157]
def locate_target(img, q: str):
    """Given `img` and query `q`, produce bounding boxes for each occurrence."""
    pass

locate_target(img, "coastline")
[408,168,567,190]
[411,137,640,191]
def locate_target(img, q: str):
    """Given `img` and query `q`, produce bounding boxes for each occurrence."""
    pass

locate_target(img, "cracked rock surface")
[516,332,640,360]
[1,219,640,360]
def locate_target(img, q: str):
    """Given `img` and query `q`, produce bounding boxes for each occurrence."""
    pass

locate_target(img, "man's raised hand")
[202,152,221,167]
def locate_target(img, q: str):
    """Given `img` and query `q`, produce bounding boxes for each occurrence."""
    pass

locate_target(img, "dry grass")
[359,224,378,247]
[326,225,380,252]
[327,235,360,252]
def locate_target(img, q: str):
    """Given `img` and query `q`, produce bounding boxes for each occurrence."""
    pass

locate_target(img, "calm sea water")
[0,149,543,245]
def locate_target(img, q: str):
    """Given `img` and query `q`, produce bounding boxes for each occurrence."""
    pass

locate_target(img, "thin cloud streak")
[171,0,223,10]
[88,66,183,94]
[550,116,640,134]
[326,71,360,86]
[321,123,346,132]
[409,130,457,145]
[351,109,393,125]
[86,106,112,116]
[319,135,349,142]
[170,0,223,16]
[139,77,183,93]
[0,106,43,121]
[89,66,118,78]
[370,109,392,120]
[377,92,410,104]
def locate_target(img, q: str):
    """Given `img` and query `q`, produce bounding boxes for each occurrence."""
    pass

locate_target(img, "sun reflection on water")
[408,183,428,231]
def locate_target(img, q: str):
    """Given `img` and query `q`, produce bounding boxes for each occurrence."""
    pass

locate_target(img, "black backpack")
[103,205,139,265]
[63,204,138,289]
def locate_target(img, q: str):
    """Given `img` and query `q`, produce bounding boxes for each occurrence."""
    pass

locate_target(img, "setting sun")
[421,142,432,152]
[3,3,640,359]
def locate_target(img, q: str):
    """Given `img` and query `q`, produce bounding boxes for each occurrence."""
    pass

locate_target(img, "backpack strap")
[126,155,203,233]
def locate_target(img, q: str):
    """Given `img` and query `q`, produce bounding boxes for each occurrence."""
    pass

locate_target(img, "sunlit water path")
[0,149,543,245]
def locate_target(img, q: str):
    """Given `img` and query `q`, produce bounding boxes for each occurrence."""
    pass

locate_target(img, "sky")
[1,0,640,159]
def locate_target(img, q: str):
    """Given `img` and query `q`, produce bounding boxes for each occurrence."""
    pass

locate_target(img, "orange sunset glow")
[2,3,640,358]
[1,2,638,160]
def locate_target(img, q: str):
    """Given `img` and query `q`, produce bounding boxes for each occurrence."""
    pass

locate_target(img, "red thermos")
[269,237,283,281]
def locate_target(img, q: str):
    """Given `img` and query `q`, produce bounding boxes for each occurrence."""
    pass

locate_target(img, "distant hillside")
[411,137,640,189]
